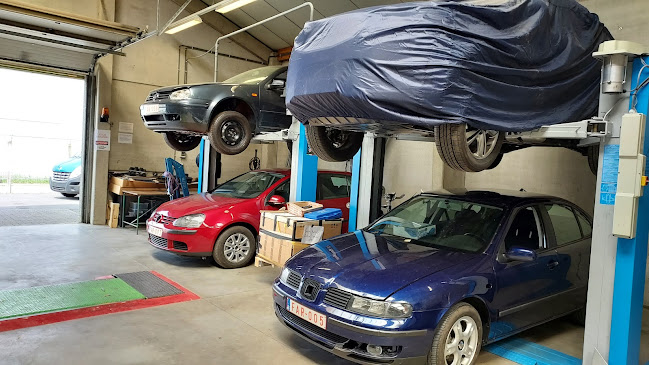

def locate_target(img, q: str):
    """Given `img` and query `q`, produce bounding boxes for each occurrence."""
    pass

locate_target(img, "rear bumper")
[49,176,80,195]
[272,285,430,364]
[140,100,210,134]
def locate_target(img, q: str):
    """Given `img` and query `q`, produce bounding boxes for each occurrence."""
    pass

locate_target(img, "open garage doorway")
[0,67,85,226]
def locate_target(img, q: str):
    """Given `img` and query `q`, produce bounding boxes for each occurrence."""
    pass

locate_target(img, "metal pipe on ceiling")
[213,2,314,82]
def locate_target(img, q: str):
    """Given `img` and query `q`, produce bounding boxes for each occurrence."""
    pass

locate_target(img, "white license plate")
[142,104,162,115]
[148,226,163,237]
[286,298,327,329]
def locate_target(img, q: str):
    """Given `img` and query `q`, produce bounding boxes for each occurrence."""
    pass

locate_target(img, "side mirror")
[504,247,537,262]
[266,79,286,90]
[268,195,286,207]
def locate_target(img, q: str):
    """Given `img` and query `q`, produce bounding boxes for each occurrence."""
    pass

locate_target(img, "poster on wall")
[119,122,134,133]
[95,129,110,151]
[118,133,133,144]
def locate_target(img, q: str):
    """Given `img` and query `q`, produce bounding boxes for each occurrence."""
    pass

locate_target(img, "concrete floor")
[0,192,79,226]
[0,223,646,365]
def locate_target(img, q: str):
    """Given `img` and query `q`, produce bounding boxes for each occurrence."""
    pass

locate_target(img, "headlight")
[170,88,191,100]
[172,213,205,228]
[69,166,82,179]
[279,268,291,285]
[349,296,412,319]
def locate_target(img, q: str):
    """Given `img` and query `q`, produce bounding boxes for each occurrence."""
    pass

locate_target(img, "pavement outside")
[0,191,79,226]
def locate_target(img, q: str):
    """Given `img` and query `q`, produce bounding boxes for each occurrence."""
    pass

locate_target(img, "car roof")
[253,169,351,177]
[419,189,577,210]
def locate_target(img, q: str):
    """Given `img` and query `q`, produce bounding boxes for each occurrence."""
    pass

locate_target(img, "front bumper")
[146,219,214,257]
[140,100,211,134]
[49,176,80,195]
[272,285,430,364]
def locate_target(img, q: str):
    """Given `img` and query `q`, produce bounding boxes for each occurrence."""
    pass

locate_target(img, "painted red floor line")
[0,271,200,333]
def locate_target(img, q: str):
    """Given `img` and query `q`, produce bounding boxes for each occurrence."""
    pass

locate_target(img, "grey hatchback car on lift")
[140,66,291,154]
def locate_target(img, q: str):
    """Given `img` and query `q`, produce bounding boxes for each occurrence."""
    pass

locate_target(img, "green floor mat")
[0,278,146,319]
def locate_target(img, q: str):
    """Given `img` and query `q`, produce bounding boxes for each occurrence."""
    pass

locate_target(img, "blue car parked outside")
[273,190,592,364]
[50,156,82,197]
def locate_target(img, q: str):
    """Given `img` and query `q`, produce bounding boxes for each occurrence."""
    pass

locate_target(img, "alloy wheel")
[223,233,250,263]
[465,127,500,160]
[444,316,479,365]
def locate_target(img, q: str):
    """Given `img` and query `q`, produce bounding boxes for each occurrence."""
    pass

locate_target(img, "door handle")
[547,260,559,270]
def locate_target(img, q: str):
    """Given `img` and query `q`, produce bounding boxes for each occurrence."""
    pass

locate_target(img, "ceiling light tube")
[165,16,202,35]
[215,0,258,13]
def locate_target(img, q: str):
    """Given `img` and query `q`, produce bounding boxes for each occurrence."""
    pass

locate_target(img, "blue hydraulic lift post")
[294,123,318,201]
[609,56,649,365]
[197,138,205,193]
[348,150,362,232]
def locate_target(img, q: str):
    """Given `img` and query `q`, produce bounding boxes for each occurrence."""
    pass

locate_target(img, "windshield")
[222,66,283,85]
[211,171,284,199]
[367,196,504,253]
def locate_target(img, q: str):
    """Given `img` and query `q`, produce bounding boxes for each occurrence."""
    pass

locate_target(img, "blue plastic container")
[304,208,342,220]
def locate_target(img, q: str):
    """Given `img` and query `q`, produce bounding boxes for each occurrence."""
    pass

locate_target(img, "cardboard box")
[260,211,342,241]
[257,230,311,267]
[107,202,120,228]
[287,201,323,217]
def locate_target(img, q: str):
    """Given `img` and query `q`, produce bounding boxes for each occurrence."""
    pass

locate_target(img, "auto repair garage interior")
[2,0,649,364]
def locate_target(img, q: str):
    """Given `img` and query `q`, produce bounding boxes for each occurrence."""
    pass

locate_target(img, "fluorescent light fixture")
[215,0,258,13]
[165,16,202,34]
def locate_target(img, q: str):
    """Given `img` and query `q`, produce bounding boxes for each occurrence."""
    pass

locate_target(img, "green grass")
[0,175,49,184]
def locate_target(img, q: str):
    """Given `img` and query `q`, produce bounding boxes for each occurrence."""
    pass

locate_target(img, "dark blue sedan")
[272,191,592,364]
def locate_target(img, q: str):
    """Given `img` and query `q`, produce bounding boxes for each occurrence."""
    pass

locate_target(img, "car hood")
[52,157,81,173]
[154,82,246,92]
[290,231,480,300]
[156,193,247,217]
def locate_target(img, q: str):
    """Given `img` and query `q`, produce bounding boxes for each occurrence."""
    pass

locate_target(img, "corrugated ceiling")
[201,0,414,50]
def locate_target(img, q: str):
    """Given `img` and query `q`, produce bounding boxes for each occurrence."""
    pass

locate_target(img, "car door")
[491,205,561,335]
[316,173,351,231]
[538,203,592,318]
[258,70,292,131]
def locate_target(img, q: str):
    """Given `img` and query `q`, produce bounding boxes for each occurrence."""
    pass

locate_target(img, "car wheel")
[61,193,77,198]
[434,124,504,172]
[587,145,599,175]
[208,111,253,155]
[305,125,363,162]
[571,307,586,326]
[428,303,482,365]
[163,132,202,152]
[212,226,256,269]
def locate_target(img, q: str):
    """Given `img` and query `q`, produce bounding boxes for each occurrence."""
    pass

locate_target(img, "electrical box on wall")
[612,113,647,239]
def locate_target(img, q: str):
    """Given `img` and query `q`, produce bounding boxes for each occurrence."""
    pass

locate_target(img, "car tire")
[434,123,504,172]
[163,132,202,152]
[587,145,599,175]
[428,302,483,365]
[208,111,253,155]
[571,307,586,326]
[212,226,256,269]
[305,125,363,162]
[61,193,77,198]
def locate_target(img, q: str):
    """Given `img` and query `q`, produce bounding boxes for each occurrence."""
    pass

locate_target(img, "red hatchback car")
[146,169,351,268]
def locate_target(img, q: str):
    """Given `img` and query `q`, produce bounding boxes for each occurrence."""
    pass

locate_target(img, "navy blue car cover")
[286,0,612,132]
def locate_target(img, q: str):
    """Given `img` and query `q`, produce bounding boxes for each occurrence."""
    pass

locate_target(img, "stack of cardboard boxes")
[256,202,343,267]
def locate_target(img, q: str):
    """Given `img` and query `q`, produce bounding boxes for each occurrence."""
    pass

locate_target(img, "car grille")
[152,213,176,225]
[52,171,70,182]
[172,241,188,251]
[149,234,168,249]
[286,271,302,289]
[277,305,348,345]
[299,278,322,302]
[146,90,173,102]
[323,288,353,309]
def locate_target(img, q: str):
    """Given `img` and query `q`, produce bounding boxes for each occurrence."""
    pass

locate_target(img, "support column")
[608,56,649,365]
[292,122,317,202]
[431,144,465,191]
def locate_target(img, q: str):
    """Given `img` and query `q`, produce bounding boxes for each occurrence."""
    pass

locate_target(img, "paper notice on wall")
[95,129,110,151]
[118,133,133,144]
[119,122,134,133]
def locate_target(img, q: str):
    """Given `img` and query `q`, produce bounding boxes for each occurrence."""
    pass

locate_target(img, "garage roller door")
[0,0,140,75]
